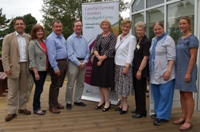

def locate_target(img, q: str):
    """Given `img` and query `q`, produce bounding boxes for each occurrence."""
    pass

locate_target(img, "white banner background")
[82,1,119,105]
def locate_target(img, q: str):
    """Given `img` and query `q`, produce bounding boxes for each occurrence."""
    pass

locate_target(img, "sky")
[1,0,131,23]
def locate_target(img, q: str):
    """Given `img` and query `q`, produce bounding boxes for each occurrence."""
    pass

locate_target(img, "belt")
[77,57,84,60]
[56,58,66,61]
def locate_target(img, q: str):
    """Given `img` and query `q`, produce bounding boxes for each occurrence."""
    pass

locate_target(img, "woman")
[149,21,176,125]
[132,21,151,118]
[114,19,136,114]
[173,16,199,131]
[29,24,48,115]
[90,19,116,112]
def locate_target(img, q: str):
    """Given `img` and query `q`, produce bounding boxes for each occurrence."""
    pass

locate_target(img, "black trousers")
[48,60,67,108]
[133,77,147,115]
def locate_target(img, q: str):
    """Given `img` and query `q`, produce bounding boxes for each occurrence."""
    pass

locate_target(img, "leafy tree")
[41,0,128,38]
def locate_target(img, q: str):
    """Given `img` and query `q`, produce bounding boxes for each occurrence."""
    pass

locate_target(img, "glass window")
[131,12,144,36]
[146,6,164,40]
[167,0,194,43]
[147,0,164,8]
[132,0,144,12]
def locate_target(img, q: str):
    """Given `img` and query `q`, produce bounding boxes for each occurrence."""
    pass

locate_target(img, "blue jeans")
[31,71,47,113]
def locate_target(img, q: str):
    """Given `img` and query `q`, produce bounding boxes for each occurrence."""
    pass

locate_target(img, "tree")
[41,0,128,38]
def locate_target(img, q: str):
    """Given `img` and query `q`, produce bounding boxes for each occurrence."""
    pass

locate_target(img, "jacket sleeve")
[2,34,11,71]
[28,40,36,69]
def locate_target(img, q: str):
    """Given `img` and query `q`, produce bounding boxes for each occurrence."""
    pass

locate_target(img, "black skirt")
[90,57,115,90]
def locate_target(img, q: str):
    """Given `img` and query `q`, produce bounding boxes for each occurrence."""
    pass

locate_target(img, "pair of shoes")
[18,109,31,115]
[34,110,45,115]
[49,108,60,114]
[57,104,64,109]
[120,106,129,114]
[151,114,157,119]
[114,107,122,111]
[153,118,166,126]
[131,109,137,113]
[102,103,111,112]
[173,117,186,125]
[5,114,17,121]
[132,113,147,118]
[74,102,87,107]
[95,102,105,109]
[179,122,193,131]
[66,103,72,110]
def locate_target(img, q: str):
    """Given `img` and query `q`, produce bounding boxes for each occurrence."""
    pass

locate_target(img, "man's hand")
[78,62,86,69]
[5,70,11,75]
[55,70,60,76]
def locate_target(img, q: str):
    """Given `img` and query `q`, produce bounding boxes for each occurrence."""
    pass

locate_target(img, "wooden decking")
[0,81,200,132]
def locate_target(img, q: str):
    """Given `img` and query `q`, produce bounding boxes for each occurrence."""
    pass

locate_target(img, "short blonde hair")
[135,21,146,30]
[100,19,112,32]
[120,19,132,27]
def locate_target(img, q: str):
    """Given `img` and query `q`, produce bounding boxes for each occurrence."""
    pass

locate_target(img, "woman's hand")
[184,73,191,83]
[136,70,141,80]
[122,67,128,75]
[97,61,102,66]
[34,73,40,80]
[163,71,171,81]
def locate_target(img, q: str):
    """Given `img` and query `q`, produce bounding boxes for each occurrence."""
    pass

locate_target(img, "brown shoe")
[57,104,64,109]
[18,109,31,115]
[5,114,17,121]
[179,122,193,131]
[49,108,60,114]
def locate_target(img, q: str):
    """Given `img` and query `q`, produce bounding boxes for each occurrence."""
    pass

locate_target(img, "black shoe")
[132,113,146,118]
[74,102,87,107]
[120,106,129,114]
[95,103,105,109]
[66,103,72,110]
[151,114,157,119]
[102,103,111,112]
[114,107,122,111]
[153,118,166,126]
[131,109,137,113]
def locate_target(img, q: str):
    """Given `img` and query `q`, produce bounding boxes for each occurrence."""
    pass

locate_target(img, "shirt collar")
[15,31,25,37]
[52,31,63,38]
[72,32,82,38]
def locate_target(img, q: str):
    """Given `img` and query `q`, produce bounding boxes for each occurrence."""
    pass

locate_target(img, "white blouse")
[114,33,137,66]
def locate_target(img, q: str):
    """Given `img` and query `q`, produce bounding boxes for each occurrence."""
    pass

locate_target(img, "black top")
[133,35,151,77]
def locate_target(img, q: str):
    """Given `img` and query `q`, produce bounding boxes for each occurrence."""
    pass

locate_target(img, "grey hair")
[135,21,146,30]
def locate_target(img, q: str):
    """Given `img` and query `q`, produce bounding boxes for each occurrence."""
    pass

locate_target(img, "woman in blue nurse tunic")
[149,21,176,126]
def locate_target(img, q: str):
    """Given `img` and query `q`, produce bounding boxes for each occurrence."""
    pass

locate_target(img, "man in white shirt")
[2,17,31,121]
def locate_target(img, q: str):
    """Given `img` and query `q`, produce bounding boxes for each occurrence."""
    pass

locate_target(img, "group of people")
[89,16,199,131]
[2,18,89,121]
[2,16,199,131]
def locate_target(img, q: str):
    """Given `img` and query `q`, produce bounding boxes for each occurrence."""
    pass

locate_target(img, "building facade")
[130,0,200,111]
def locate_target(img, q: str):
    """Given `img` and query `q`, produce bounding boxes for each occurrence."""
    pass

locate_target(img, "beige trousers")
[7,62,28,114]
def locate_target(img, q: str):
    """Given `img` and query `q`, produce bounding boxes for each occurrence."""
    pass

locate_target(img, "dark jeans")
[133,77,147,115]
[31,71,47,112]
[48,60,67,108]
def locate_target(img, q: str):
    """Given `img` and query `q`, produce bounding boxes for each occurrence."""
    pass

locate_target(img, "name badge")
[136,44,140,49]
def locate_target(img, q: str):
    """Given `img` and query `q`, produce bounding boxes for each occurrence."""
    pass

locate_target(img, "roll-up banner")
[82,1,119,105]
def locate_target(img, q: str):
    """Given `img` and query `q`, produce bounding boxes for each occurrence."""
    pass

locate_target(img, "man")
[46,20,67,114]
[66,20,89,110]
[2,17,31,121]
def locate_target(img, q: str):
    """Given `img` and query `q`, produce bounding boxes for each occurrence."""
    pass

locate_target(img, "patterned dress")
[175,34,199,93]
[90,33,116,90]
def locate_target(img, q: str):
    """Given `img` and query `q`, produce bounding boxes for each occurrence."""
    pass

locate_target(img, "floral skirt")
[115,65,134,97]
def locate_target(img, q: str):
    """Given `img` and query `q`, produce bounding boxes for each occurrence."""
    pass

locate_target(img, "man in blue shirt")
[66,20,89,110]
[46,20,68,114]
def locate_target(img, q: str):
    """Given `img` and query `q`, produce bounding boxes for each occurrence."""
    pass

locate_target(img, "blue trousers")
[151,79,175,120]
[31,71,47,112]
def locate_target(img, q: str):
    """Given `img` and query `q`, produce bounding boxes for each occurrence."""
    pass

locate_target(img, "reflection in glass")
[167,0,194,43]
[146,7,164,41]
[147,0,164,8]
[132,0,144,12]
[131,13,144,36]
